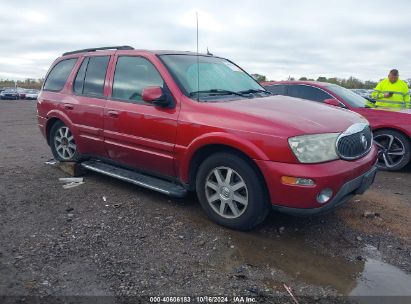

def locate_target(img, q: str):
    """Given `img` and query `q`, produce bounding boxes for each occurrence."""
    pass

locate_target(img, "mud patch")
[335,192,411,241]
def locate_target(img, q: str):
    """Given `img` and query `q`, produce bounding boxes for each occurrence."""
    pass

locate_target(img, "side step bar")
[81,160,187,198]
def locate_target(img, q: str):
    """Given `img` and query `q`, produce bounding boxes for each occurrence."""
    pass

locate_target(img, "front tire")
[374,130,410,171]
[49,121,78,162]
[196,152,270,230]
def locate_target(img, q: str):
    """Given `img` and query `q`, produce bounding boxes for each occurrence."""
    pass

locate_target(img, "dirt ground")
[0,100,410,304]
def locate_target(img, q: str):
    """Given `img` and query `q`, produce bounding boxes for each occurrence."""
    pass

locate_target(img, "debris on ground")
[59,177,85,189]
[283,283,299,304]
[363,211,380,219]
[44,159,57,166]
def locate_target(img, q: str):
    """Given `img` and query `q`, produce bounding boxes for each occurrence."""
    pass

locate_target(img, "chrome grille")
[336,123,372,160]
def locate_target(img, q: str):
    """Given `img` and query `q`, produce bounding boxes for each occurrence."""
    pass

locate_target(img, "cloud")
[0,0,410,81]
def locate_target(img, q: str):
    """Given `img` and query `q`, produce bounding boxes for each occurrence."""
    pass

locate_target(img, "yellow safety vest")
[371,78,410,109]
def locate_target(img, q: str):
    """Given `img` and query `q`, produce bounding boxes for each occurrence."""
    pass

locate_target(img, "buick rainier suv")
[37,46,378,230]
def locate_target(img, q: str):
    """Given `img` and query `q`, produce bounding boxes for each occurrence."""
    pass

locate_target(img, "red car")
[37,46,377,230]
[263,81,411,171]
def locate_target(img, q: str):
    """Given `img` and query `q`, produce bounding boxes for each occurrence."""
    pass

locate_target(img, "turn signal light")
[281,176,315,186]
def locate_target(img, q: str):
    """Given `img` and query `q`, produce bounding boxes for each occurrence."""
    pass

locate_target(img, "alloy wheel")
[205,166,248,219]
[54,126,76,160]
[374,134,406,169]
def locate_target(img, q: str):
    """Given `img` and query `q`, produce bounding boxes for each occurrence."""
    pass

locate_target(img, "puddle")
[223,231,362,295]
[181,202,411,298]
[350,258,411,296]
[221,232,411,297]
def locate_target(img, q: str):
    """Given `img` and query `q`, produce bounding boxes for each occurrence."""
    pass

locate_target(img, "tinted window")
[326,84,369,108]
[43,58,77,91]
[82,56,110,97]
[73,57,89,94]
[288,85,332,102]
[112,56,164,102]
[265,85,287,95]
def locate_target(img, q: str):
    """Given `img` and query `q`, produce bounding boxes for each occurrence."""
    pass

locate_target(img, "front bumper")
[255,145,378,213]
[271,165,377,216]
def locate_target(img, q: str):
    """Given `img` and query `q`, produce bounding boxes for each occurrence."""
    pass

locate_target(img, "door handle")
[107,110,119,118]
[64,103,74,110]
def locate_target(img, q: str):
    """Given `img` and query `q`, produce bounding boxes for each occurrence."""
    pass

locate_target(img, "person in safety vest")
[371,69,410,109]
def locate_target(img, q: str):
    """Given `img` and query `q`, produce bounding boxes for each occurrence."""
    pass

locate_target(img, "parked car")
[16,87,27,99]
[351,89,369,98]
[25,89,39,100]
[263,81,411,171]
[37,46,377,230]
[0,88,19,100]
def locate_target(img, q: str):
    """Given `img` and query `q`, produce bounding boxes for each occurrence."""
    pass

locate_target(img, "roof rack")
[62,45,134,56]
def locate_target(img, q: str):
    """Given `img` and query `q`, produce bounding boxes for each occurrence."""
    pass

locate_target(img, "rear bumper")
[271,165,377,216]
[37,115,47,139]
[255,145,378,212]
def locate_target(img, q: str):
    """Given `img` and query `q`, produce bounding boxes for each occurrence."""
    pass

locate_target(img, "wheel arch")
[44,110,74,145]
[373,127,411,141]
[186,144,270,204]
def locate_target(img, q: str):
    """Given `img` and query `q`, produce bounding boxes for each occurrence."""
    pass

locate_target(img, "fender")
[45,109,76,139]
[372,123,411,138]
[177,131,270,182]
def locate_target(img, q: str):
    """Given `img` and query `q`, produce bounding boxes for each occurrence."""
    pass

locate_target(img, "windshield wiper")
[189,89,248,98]
[237,89,271,95]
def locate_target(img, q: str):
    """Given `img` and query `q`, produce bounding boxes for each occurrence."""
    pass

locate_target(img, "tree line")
[3,75,411,91]
[0,78,44,90]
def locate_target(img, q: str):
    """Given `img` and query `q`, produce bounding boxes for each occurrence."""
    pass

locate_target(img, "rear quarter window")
[43,58,77,92]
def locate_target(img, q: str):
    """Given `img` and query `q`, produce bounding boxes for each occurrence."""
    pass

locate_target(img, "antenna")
[196,12,200,101]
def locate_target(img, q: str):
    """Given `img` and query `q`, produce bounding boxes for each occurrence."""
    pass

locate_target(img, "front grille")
[337,123,372,160]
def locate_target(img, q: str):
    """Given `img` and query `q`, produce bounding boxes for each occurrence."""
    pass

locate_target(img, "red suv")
[263,81,411,171]
[37,46,377,230]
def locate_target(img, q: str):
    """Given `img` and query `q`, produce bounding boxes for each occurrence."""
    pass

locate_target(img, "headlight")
[288,133,340,163]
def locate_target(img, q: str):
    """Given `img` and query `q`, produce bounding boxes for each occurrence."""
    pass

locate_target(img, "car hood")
[208,95,367,136]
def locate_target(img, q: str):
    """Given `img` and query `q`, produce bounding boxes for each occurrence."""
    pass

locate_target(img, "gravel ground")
[0,100,410,304]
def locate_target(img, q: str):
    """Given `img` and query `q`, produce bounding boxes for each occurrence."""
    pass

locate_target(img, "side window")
[112,56,164,102]
[288,85,332,102]
[73,57,89,94]
[75,56,110,97]
[43,58,77,91]
[265,85,287,95]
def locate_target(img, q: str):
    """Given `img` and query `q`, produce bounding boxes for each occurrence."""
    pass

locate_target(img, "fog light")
[281,176,315,186]
[317,188,333,204]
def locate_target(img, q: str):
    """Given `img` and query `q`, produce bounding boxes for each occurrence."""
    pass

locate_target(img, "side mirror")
[142,86,170,107]
[324,98,342,107]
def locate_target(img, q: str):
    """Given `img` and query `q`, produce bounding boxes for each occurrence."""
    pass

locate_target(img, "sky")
[0,0,410,82]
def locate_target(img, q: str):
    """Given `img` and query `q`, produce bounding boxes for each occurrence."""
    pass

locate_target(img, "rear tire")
[196,152,270,230]
[374,130,410,171]
[49,121,79,162]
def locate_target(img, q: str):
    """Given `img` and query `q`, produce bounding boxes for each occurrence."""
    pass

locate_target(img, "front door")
[103,55,179,177]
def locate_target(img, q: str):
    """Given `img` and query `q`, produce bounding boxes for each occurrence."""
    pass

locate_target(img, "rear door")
[68,55,111,157]
[103,55,179,177]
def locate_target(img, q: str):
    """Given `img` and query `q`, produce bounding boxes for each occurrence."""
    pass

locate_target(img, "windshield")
[326,84,370,108]
[159,54,266,100]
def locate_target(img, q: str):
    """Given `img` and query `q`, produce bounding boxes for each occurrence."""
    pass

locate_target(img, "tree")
[250,74,267,82]
[299,77,308,81]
